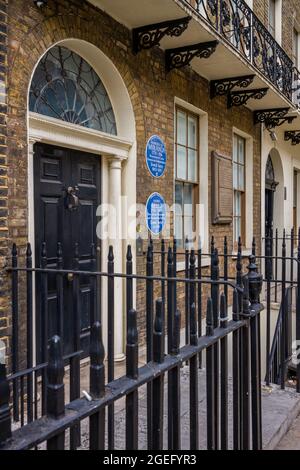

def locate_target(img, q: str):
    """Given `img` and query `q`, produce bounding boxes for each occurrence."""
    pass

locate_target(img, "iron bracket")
[210,74,255,99]
[132,16,191,54]
[165,40,218,72]
[227,88,268,108]
[284,130,300,145]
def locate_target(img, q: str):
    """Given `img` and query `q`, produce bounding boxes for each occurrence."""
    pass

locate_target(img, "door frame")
[28,112,133,364]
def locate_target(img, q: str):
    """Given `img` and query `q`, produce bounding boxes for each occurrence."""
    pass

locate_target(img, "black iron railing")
[0,239,264,450]
[183,0,299,106]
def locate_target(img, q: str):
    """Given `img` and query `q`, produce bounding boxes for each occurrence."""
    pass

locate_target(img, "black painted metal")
[126,308,139,450]
[254,107,296,128]
[46,335,65,450]
[107,246,115,450]
[132,16,191,54]
[285,130,300,145]
[210,75,255,98]
[1,238,269,450]
[89,321,105,450]
[0,363,11,443]
[146,244,154,449]
[152,299,165,450]
[227,88,268,108]
[165,41,218,71]
[185,0,296,104]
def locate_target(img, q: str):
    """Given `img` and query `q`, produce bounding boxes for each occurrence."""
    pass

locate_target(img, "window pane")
[238,138,245,164]
[184,216,193,246]
[175,215,183,247]
[175,181,183,207]
[183,183,193,216]
[188,115,197,149]
[188,148,197,182]
[176,145,186,179]
[238,165,244,190]
[234,191,241,216]
[177,110,187,146]
[233,135,238,163]
[233,162,238,189]
[234,217,241,242]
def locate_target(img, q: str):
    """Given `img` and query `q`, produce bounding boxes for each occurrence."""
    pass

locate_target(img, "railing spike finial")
[12,242,17,257]
[108,245,114,262]
[211,235,215,254]
[26,242,32,257]
[252,237,256,256]
[126,244,132,262]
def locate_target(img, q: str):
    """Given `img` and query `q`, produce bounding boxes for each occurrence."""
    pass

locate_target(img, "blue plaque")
[146,192,166,235]
[145,135,167,178]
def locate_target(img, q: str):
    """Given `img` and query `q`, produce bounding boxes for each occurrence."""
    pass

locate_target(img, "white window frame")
[174,97,209,269]
[232,127,253,254]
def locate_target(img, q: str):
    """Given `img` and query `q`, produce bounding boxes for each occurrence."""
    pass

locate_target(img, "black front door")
[34,143,101,359]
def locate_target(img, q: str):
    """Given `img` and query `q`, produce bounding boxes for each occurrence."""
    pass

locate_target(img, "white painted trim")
[232,127,254,250]
[174,97,209,255]
[29,113,133,158]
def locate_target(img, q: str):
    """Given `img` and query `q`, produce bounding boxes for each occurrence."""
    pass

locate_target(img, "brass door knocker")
[65,186,79,211]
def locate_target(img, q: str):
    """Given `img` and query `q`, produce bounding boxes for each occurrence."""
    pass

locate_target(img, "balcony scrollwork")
[184,0,298,106]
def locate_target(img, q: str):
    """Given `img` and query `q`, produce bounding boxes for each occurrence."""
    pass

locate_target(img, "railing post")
[146,242,154,449]
[211,247,219,449]
[70,243,81,449]
[189,250,198,450]
[185,238,190,345]
[107,245,115,450]
[89,321,105,450]
[197,240,202,368]
[297,228,300,393]
[220,292,228,450]
[0,362,11,445]
[232,289,241,450]
[126,308,139,450]
[280,232,287,389]
[206,297,215,450]
[247,254,263,450]
[152,299,165,450]
[25,243,33,424]
[12,243,19,421]
[41,242,48,416]
[241,275,251,450]
[46,335,65,450]
[169,307,181,450]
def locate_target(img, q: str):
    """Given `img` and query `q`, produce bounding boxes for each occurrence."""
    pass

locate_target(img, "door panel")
[34,143,101,360]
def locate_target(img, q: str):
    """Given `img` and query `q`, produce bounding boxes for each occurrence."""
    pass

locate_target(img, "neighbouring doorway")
[34,142,101,359]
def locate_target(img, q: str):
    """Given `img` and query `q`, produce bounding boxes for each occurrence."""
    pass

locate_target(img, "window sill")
[176,255,210,272]
[231,249,253,259]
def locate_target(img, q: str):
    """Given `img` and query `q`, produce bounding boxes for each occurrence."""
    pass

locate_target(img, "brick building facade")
[1,0,300,362]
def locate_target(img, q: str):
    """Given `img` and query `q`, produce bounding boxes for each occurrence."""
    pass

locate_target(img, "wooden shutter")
[211,151,233,224]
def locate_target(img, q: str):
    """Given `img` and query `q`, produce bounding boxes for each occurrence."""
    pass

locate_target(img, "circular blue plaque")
[145,135,167,178]
[146,192,167,235]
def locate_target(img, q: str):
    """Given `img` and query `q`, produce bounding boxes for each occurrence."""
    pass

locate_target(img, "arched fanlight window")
[29,46,117,135]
